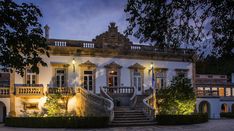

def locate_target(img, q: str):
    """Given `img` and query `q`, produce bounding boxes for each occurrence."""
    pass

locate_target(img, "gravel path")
[0,119,234,131]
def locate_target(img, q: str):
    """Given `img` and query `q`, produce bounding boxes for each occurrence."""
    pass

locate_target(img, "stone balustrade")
[0,88,10,97]
[102,86,134,94]
[47,87,75,95]
[15,84,44,96]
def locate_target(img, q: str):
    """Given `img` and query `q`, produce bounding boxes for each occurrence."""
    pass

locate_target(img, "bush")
[156,113,208,125]
[220,113,234,118]
[5,116,109,128]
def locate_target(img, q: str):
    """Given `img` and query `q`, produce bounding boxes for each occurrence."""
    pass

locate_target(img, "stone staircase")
[109,95,156,127]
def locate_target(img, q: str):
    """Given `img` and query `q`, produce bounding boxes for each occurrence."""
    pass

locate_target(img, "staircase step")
[112,119,152,123]
[114,114,146,118]
[109,122,157,127]
[114,117,149,121]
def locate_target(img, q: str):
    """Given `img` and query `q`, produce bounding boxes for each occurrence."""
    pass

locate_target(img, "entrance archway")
[221,103,228,113]
[0,102,6,123]
[199,101,210,117]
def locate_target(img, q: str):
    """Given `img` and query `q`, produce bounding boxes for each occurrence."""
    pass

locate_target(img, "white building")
[0,23,196,124]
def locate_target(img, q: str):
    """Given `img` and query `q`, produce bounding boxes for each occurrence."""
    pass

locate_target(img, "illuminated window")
[212,87,218,96]
[226,88,231,96]
[84,71,93,91]
[155,69,167,89]
[26,69,36,85]
[108,70,118,87]
[56,69,65,87]
[221,103,228,112]
[219,87,224,96]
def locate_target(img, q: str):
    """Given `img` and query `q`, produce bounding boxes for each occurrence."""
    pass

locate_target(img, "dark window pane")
[84,71,92,74]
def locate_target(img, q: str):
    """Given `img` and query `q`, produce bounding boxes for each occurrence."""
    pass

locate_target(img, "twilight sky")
[16,0,136,42]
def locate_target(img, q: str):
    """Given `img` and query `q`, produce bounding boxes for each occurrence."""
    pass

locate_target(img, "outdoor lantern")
[72,58,76,72]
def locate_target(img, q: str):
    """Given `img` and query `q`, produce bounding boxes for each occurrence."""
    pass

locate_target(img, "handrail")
[77,87,114,121]
[142,93,155,120]
[47,87,75,95]
[130,86,137,109]
[100,86,114,121]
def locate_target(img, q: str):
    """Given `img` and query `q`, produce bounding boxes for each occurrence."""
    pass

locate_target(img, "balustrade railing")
[130,86,137,109]
[47,87,75,95]
[196,89,219,97]
[77,87,114,121]
[100,86,114,121]
[0,88,10,97]
[143,91,156,120]
[15,84,44,96]
[102,86,134,95]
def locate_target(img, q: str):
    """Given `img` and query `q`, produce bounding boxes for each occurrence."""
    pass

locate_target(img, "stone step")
[114,117,149,121]
[109,121,157,127]
[112,119,153,123]
[114,115,146,119]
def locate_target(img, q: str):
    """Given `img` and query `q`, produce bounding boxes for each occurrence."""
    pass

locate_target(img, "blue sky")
[16,0,134,42]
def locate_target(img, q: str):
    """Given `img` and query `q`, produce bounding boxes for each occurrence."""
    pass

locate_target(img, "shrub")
[156,113,208,125]
[5,116,109,128]
[157,77,196,115]
[220,113,234,118]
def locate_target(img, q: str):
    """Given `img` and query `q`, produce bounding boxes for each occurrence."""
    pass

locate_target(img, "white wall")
[14,55,193,94]
[196,98,220,119]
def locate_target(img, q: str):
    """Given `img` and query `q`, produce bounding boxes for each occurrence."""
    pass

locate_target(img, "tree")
[124,0,205,49]
[157,77,196,115]
[0,0,49,76]
[125,0,234,58]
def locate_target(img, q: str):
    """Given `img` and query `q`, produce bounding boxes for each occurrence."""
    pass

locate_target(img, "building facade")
[0,23,196,122]
[196,74,234,119]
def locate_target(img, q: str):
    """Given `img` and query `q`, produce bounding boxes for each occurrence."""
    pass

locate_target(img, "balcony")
[196,89,219,98]
[47,85,75,95]
[15,84,44,97]
[0,88,10,97]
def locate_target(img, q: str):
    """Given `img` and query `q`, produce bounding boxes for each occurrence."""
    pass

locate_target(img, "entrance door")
[84,71,93,92]
[133,72,142,95]
[0,102,6,123]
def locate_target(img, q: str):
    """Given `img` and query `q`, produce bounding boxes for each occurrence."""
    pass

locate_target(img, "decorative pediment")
[128,63,145,70]
[92,22,133,49]
[79,60,96,67]
[104,62,122,69]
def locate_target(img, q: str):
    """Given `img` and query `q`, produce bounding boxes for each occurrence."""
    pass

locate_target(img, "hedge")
[220,113,234,118]
[5,116,109,128]
[156,113,208,125]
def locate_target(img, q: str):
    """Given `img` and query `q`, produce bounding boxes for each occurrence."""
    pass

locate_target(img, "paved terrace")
[1,119,234,131]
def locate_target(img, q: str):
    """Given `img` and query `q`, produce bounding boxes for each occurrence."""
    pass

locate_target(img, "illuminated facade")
[196,74,234,119]
[0,23,196,122]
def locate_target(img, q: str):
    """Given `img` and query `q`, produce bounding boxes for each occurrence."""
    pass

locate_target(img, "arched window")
[0,102,6,123]
[199,101,210,114]
[221,103,228,113]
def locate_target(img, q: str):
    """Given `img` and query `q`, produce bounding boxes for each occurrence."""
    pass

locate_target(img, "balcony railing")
[47,87,75,95]
[0,88,10,97]
[102,86,134,95]
[15,84,44,96]
[196,90,219,97]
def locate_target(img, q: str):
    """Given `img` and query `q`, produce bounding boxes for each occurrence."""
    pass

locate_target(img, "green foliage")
[157,77,196,115]
[124,0,205,49]
[196,55,234,77]
[5,117,109,128]
[125,0,234,57]
[156,113,208,125]
[44,94,65,116]
[0,0,49,76]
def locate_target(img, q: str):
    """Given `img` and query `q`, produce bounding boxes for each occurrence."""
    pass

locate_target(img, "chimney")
[232,73,234,84]
[44,24,50,39]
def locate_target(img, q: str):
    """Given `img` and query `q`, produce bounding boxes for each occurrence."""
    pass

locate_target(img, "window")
[56,69,65,87]
[175,69,188,78]
[155,69,167,89]
[0,71,10,87]
[108,70,118,87]
[211,87,218,96]
[83,71,93,91]
[26,69,36,85]
[133,71,142,91]
[219,87,225,96]
[226,88,231,96]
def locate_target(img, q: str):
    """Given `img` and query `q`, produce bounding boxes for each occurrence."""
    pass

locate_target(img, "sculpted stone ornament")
[92,22,133,49]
